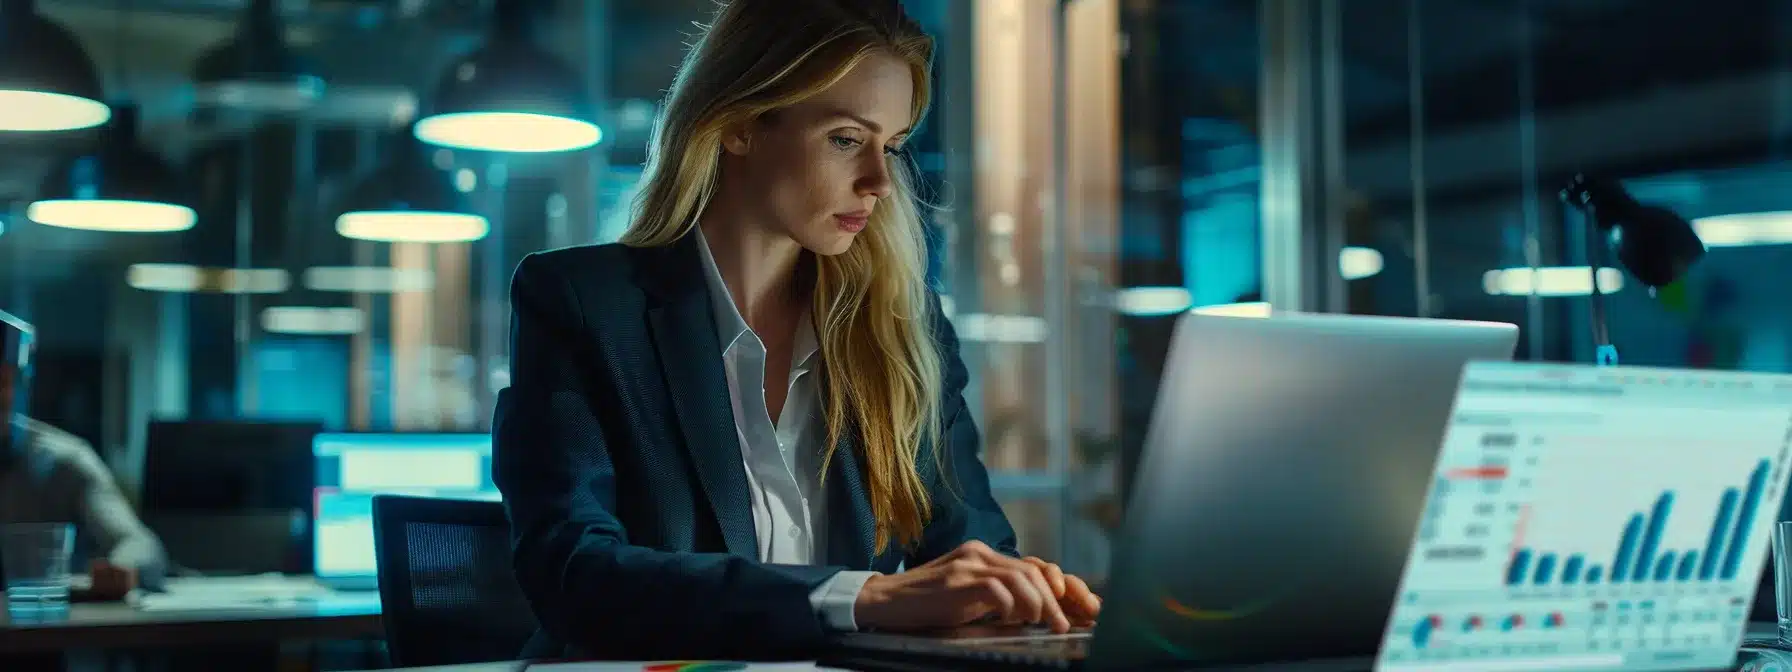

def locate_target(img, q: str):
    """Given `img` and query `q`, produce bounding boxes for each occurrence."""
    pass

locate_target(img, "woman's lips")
[835,214,869,233]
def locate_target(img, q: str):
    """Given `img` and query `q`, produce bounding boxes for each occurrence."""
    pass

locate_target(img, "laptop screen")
[312,432,500,580]
[1376,361,1792,672]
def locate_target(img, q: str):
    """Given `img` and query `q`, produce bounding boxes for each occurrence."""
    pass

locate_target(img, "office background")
[3,0,1791,585]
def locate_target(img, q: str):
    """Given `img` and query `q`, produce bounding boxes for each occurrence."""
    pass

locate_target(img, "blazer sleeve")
[903,293,1022,567]
[494,254,844,659]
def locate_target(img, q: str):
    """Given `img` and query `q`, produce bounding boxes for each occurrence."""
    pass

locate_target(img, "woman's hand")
[1022,556,1101,627]
[853,540,1100,633]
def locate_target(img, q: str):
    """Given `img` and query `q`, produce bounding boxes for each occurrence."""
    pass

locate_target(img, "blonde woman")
[494,0,1099,661]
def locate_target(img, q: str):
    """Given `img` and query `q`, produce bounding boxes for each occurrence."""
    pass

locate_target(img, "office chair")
[371,494,539,667]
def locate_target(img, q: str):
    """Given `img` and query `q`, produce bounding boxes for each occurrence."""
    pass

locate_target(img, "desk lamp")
[1560,174,1706,366]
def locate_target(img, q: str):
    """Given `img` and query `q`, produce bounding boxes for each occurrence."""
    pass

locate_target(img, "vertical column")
[110,282,184,494]
[1058,0,1122,580]
[579,0,612,248]
[233,114,259,415]
[1257,0,1347,313]
[390,243,436,429]
[476,162,509,428]
[970,0,1063,559]
[348,129,379,430]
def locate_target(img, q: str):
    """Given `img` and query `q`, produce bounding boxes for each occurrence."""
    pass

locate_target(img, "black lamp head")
[426,38,593,125]
[1561,174,1706,289]
[332,127,489,243]
[338,133,473,216]
[0,0,109,131]
[413,0,598,153]
[37,105,192,207]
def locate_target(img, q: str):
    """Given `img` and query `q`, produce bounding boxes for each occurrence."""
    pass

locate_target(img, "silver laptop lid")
[1089,312,1518,670]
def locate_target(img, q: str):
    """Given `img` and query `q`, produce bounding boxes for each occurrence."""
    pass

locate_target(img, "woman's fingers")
[1023,556,1068,598]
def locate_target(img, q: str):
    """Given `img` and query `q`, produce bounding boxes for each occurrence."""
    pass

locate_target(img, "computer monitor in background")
[311,432,498,588]
[141,419,323,512]
[0,310,32,464]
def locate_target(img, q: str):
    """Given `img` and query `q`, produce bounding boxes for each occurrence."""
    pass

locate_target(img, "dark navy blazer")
[493,233,1019,660]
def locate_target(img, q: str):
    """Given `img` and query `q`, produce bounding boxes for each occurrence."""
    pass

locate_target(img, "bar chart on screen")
[1377,362,1792,672]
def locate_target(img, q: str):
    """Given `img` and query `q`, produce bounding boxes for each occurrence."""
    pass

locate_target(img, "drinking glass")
[1774,521,1792,644]
[0,522,74,614]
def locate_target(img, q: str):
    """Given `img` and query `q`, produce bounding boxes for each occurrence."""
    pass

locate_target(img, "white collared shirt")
[695,229,876,631]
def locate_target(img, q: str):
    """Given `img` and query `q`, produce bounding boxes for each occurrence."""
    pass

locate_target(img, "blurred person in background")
[0,310,165,600]
[495,0,1099,660]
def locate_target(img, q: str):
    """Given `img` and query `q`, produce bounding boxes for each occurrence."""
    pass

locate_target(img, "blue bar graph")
[1720,461,1771,580]
[1533,553,1557,584]
[1652,551,1675,581]
[1700,490,1739,580]
[1501,459,1773,589]
[1412,615,1439,648]
[1675,551,1698,581]
[1506,549,1532,585]
[1632,493,1674,582]
[1562,555,1585,584]
[1612,514,1644,583]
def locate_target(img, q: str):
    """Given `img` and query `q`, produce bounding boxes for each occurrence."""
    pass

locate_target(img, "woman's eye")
[830,136,861,150]
[883,145,906,157]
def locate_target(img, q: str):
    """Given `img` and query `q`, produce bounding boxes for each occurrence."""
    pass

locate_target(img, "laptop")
[1374,361,1792,672]
[311,432,501,590]
[824,312,1520,670]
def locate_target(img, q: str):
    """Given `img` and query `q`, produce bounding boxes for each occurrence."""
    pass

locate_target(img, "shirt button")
[788,527,801,538]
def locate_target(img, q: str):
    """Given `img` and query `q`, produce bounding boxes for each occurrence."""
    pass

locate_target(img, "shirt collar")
[693,226,819,370]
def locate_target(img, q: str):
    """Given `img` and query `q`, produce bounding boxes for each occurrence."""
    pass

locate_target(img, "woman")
[495,0,1100,660]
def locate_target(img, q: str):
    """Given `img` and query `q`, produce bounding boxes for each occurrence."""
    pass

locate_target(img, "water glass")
[0,522,74,614]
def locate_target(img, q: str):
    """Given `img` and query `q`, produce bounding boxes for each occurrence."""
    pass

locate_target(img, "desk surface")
[0,575,382,653]
[347,624,1788,672]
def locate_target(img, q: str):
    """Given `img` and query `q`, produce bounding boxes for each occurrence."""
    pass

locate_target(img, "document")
[526,663,842,672]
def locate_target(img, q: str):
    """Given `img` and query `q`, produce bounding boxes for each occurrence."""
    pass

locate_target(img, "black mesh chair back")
[371,494,538,667]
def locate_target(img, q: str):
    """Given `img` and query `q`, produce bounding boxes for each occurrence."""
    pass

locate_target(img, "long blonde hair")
[620,0,940,554]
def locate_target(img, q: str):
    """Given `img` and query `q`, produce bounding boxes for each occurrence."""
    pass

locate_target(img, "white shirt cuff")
[811,570,878,632]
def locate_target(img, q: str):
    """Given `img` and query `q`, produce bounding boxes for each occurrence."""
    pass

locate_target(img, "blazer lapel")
[825,430,878,569]
[639,238,758,558]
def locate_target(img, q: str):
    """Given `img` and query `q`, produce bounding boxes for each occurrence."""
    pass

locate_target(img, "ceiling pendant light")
[28,104,197,232]
[0,0,110,131]
[414,0,600,153]
[335,128,489,243]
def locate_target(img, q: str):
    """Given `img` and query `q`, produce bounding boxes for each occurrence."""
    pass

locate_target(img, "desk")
[356,666,522,672]
[343,625,1792,672]
[0,575,382,653]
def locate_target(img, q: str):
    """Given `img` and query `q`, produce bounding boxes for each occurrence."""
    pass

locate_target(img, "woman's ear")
[722,124,753,156]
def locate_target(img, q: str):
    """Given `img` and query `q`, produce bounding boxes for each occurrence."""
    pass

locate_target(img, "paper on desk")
[130,574,339,611]
[526,663,841,672]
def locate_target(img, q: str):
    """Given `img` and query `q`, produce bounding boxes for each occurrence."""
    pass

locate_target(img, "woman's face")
[721,50,914,256]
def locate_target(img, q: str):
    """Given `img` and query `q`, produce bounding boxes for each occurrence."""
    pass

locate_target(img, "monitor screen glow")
[311,432,499,579]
